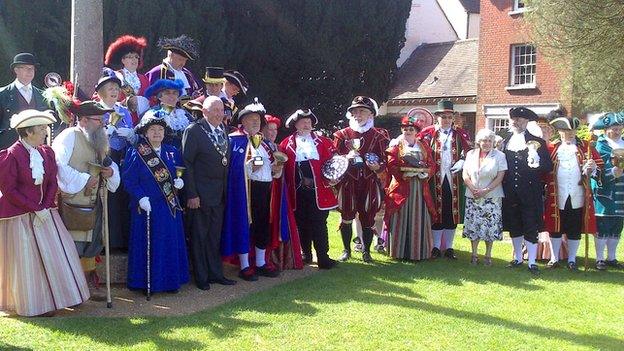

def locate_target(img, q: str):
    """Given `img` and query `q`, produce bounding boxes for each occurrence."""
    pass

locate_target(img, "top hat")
[10,53,38,69]
[434,100,456,115]
[203,67,226,84]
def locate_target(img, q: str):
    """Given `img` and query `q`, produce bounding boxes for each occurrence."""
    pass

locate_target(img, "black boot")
[362,228,374,263]
[338,224,352,261]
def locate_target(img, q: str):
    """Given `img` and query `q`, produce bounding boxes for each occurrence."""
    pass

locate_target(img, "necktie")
[21,86,32,103]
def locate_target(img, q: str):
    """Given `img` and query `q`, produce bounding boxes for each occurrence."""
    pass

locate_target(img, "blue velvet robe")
[122,143,190,292]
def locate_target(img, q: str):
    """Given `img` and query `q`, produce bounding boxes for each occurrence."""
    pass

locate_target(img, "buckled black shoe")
[238,267,258,281]
[338,250,351,262]
[528,264,540,275]
[605,259,624,269]
[444,248,457,260]
[302,254,313,264]
[208,278,237,285]
[596,260,607,271]
[256,264,280,278]
[506,259,523,268]
[431,247,441,259]
[567,261,578,271]
[318,258,338,270]
[362,251,373,263]
[546,260,560,269]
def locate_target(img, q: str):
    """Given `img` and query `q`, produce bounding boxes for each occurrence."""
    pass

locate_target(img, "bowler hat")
[10,53,38,69]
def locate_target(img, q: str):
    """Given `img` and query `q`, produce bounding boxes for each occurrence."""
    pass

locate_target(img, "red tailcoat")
[280,132,338,211]
[0,142,58,219]
[333,127,389,223]
[418,125,471,224]
[543,140,603,234]
[384,139,438,223]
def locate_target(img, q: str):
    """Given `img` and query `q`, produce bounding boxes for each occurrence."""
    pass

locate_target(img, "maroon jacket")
[0,142,58,219]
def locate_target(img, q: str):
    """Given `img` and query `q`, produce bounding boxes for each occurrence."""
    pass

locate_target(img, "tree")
[525,0,624,112]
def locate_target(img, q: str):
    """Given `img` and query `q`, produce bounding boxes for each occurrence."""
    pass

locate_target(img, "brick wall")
[476,0,571,130]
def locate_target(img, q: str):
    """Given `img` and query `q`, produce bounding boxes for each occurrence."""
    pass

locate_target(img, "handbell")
[108,111,123,126]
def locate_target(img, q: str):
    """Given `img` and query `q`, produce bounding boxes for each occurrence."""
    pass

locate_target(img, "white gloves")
[527,148,540,168]
[33,208,51,228]
[116,127,134,140]
[139,197,151,213]
[173,178,184,189]
[105,125,117,136]
[450,159,465,174]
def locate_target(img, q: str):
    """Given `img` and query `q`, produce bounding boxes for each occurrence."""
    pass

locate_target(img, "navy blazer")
[0,82,48,149]
[500,131,553,193]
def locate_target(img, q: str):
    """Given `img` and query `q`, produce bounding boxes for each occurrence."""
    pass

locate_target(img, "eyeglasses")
[123,54,140,60]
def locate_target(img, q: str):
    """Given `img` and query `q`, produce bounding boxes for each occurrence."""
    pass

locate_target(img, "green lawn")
[1,212,623,351]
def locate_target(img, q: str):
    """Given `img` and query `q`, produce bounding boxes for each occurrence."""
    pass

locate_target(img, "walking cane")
[146,210,151,301]
[101,186,113,308]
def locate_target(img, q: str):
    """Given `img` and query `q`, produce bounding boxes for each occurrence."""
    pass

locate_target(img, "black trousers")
[503,184,543,243]
[295,187,331,263]
[250,180,272,250]
[190,205,225,288]
[108,148,130,249]
[432,177,457,230]
[550,197,583,240]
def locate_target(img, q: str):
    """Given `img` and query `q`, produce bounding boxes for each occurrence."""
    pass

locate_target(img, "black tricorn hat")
[10,53,39,69]
[550,116,581,131]
[134,114,171,135]
[347,96,379,116]
[158,35,199,61]
[509,106,539,121]
[233,98,266,126]
[203,67,226,84]
[224,70,249,96]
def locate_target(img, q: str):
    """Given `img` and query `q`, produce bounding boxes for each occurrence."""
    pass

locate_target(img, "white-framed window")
[509,44,536,88]
[509,0,528,15]
[488,117,509,133]
[513,0,526,11]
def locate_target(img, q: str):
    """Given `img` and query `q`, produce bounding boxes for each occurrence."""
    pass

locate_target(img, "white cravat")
[295,133,319,161]
[122,68,141,95]
[507,131,527,152]
[20,85,32,103]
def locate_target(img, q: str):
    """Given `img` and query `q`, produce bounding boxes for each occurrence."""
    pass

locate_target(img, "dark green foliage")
[0,0,410,129]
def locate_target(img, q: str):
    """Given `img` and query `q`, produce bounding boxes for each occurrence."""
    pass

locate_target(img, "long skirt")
[387,179,433,261]
[127,201,189,293]
[0,210,90,316]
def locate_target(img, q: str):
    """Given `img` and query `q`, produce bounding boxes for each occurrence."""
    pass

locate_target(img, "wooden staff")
[101,185,113,308]
[146,210,151,301]
[585,141,591,272]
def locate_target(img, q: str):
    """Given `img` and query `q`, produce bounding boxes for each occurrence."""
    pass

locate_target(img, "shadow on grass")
[15,248,624,350]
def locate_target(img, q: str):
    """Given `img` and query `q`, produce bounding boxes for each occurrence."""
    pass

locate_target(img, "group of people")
[0,33,622,318]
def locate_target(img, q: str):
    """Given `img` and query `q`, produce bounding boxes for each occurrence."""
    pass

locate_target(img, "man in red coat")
[281,109,339,269]
[333,96,389,263]
[543,115,602,270]
[418,100,472,259]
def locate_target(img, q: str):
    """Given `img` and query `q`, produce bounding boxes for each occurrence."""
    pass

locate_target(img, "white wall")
[397,0,459,66]
[467,13,480,38]
[437,0,469,39]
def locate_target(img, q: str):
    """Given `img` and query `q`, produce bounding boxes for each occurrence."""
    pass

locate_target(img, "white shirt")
[14,79,32,103]
[247,142,273,182]
[506,131,527,152]
[295,133,320,161]
[165,61,191,95]
[463,148,508,198]
[51,127,120,194]
[555,142,583,209]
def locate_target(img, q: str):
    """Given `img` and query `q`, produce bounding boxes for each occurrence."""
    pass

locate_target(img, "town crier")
[51,100,120,299]
[281,109,339,269]
[544,115,601,270]
[418,100,471,260]
[333,96,389,263]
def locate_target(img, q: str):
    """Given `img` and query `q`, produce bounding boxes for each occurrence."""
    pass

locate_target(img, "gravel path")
[53,264,318,318]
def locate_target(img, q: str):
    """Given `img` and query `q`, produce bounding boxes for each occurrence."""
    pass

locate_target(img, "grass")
[1,212,623,350]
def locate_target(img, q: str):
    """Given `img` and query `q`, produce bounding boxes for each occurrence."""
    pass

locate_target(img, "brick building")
[477,0,571,132]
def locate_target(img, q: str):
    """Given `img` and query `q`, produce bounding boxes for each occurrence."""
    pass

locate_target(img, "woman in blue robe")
[123,114,189,293]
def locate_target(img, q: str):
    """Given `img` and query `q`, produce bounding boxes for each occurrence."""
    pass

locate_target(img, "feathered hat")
[233,98,266,126]
[104,35,148,69]
[265,114,282,128]
[134,114,172,135]
[144,79,185,99]
[158,35,199,61]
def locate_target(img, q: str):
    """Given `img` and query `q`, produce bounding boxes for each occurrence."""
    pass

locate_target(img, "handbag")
[59,201,97,231]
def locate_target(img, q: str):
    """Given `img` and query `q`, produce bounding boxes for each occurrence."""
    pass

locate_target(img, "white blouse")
[463,148,507,198]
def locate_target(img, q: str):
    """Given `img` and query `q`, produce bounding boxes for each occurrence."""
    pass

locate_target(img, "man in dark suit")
[182,95,236,290]
[0,53,49,150]
[500,106,553,275]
